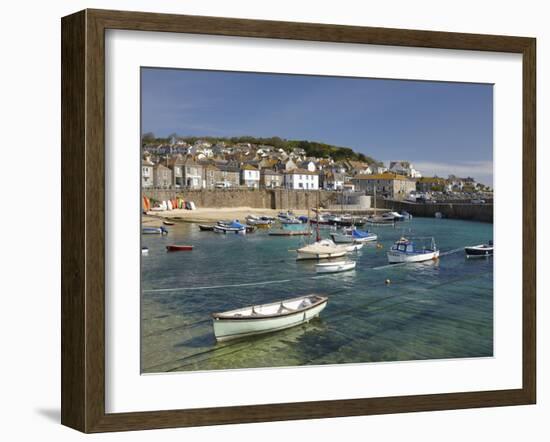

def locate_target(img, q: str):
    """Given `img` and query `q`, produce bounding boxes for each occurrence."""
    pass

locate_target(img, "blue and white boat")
[330,228,377,244]
[213,220,247,234]
[387,237,439,263]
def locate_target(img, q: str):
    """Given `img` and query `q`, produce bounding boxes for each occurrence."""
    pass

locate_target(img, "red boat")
[166,245,193,252]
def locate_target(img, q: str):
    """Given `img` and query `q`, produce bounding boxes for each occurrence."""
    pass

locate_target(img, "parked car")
[215,181,232,189]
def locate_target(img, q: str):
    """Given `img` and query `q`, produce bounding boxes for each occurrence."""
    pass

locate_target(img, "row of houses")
[142,156,324,190]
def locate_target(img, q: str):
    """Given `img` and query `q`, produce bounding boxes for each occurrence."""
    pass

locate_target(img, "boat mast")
[373,184,377,217]
[316,188,321,242]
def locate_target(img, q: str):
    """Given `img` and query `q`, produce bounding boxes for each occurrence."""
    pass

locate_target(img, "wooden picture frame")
[61,8,536,433]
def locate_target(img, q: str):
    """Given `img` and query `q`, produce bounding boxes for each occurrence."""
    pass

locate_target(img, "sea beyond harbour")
[141,217,493,373]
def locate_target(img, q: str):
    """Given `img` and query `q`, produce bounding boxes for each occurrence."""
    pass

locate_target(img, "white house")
[141,159,154,188]
[389,161,422,178]
[240,164,260,188]
[284,169,319,190]
[300,161,317,172]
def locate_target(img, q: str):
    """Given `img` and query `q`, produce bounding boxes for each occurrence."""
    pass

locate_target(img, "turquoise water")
[141,217,493,373]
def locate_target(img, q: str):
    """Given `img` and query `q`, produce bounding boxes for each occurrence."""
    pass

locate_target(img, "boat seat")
[278,304,294,314]
[298,300,312,309]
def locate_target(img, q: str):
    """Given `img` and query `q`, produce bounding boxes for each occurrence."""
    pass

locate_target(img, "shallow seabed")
[141,217,493,373]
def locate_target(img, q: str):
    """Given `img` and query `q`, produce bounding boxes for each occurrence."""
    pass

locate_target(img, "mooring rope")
[143,246,471,293]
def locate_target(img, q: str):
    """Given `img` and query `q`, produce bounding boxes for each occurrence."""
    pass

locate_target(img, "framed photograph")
[61,9,536,433]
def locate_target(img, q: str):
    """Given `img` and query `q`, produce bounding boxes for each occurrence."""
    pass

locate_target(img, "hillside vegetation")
[142,133,379,164]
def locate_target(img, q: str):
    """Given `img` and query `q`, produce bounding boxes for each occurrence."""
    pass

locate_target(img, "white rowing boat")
[344,243,363,252]
[315,260,356,274]
[212,294,328,341]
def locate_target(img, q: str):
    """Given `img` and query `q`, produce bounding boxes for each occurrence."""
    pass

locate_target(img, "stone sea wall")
[143,188,339,210]
[377,199,493,223]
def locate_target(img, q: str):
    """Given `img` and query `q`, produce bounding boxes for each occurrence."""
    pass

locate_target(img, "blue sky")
[141,68,493,185]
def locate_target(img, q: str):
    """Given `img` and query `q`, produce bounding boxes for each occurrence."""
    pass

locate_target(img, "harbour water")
[141,217,493,373]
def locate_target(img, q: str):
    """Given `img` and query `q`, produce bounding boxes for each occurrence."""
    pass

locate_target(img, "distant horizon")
[142,68,494,186]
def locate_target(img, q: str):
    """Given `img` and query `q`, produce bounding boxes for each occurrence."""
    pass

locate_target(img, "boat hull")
[353,235,378,243]
[465,246,493,257]
[166,245,193,251]
[142,227,168,235]
[269,230,311,236]
[213,226,246,234]
[344,243,363,252]
[315,261,356,273]
[387,249,440,263]
[330,233,354,243]
[296,250,347,260]
[213,299,328,341]
[198,224,214,231]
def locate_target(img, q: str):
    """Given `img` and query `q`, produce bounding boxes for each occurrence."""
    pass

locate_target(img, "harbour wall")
[143,188,339,210]
[377,199,493,223]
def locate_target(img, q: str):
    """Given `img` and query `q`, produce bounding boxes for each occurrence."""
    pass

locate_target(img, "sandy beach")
[143,207,309,224]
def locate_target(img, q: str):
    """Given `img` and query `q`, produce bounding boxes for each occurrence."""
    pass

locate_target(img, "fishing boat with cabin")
[387,237,439,263]
[212,294,328,341]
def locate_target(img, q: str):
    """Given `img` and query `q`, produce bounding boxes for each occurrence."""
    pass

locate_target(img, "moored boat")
[213,220,247,234]
[142,226,168,235]
[268,229,312,236]
[315,260,356,274]
[163,220,175,226]
[246,216,273,227]
[166,244,193,252]
[387,237,439,263]
[465,242,493,258]
[141,247,149,255]
[344,243,364,252]
[365,216,395,227]
[198,224,215,231]
[296,239,349,260]
[382,211,404,221]
[330,227,377,243]
[212,294,328,341]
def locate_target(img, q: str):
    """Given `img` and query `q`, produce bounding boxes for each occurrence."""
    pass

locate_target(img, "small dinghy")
[268,229,312,236]
[198,224,215,231]
[387,237,439,263]
[213,220,247,234]
[166,244,193,252]
[344,243,363,252]
[365,216,395,227]
[246,215,273,227]
[141,247,149,255]
[382,211,404,221]
[142,226,168,235]
[212,294,328,341]
[330,228,377,244]
[465,241,493,258]
[315,260,356,274]
[163,220,175,226]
